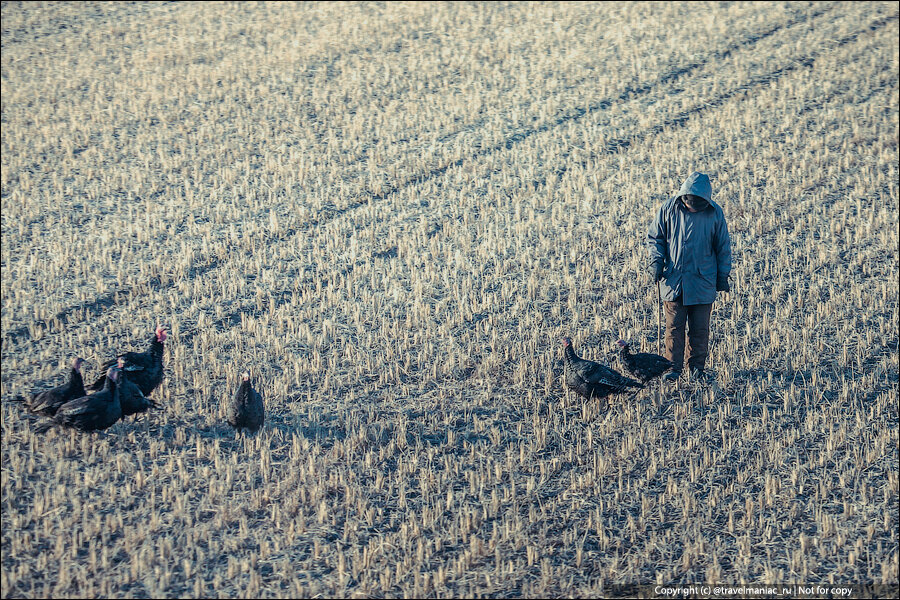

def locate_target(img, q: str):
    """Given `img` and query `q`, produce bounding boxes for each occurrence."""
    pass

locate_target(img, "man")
[647,171,731,381]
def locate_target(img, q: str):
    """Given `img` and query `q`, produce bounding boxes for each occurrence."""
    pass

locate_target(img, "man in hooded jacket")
[647,172,732,381]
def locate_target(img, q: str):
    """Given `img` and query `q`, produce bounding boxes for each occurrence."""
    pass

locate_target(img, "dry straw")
[1,1,897,597]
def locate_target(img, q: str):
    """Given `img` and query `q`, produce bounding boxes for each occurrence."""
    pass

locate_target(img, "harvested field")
[1,1,898,597]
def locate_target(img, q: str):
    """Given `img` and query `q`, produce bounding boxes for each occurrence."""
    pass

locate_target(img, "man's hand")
[716,277,730,292]
[650,262,663,283]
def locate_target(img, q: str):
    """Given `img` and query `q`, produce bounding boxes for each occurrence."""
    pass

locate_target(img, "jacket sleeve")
[647,205,667,268]
[714,212,732,280]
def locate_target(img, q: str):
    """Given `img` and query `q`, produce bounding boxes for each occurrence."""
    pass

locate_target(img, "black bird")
[37,366,123,433]
[226,372,264,433]
[15,357,86,417]
[616,339,675,384]
[116,357,159,418]
[89,325,167,396]
[561,337,643,400]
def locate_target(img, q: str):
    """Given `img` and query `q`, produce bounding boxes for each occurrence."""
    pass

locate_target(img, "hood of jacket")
[676,172,712,209]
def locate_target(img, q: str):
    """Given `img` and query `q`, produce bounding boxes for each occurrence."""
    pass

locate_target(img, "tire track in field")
[347,12,899,353]
[431,3,837,147]
[0,5,851,349]
[321,3,839,175]
[388,11,898,253]
[367,4,842,205]
[1,3,436,249]
[520,12,899,195]
[181,11,898,360]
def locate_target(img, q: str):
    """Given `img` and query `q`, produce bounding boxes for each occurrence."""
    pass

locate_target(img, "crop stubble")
[2,1,898,598]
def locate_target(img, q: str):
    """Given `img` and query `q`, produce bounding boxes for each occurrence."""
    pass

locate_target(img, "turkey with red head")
[89,325,167,396]
[616,339,675,384]
[561,337,643,400]
[15,357,86,417]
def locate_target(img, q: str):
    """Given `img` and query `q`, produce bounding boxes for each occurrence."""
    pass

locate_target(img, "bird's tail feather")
[34,421,54,434]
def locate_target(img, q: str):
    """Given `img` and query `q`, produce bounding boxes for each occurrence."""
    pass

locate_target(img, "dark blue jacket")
[647,172,732,305]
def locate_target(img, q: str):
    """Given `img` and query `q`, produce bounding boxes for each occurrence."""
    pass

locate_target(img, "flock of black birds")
[14,325,673,435]
[14,325,265,435]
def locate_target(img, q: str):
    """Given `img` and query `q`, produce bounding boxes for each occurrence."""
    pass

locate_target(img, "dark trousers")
[663,299,713,371]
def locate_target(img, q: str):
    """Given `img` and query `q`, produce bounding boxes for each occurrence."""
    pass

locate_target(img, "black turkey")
[16,357,86,417]
[116,357,159,418]
[561,337,643,400]
[37,366,123,433]
[226,372,264,433]
[616,339,675,384]
[89,325,167,396]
